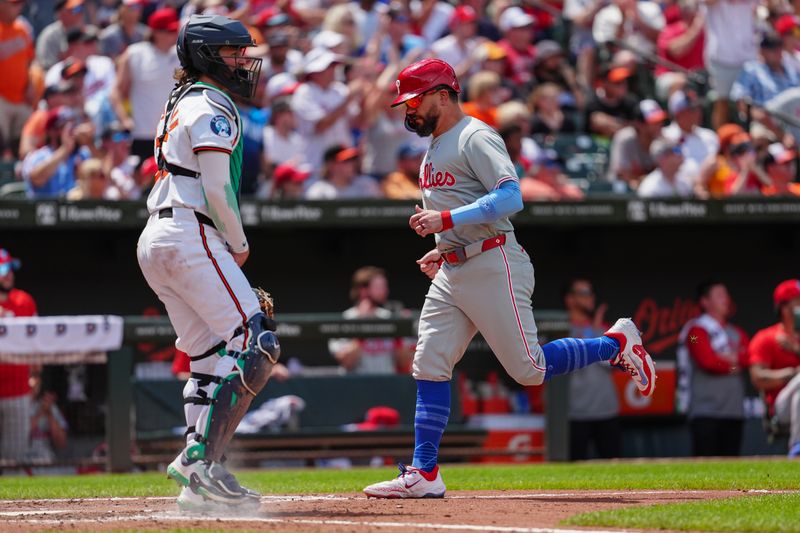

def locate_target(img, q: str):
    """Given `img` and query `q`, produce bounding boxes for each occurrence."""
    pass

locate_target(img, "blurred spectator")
[677,279,749,456]
[592,0,665,57]
[761,142,800,196]
[584,64,639,137]
[36,0,85,71]
[328,266,414,374]
[320,6,359,55]
[382,143,424,199]
[563,278,621,460]
[21,106,95,198]
[372,3,426,65]
[305,145,382,199]
[655,0,705,100]
[496,6,536,87]
[607,99,666,188]
[749,279,800,458]
[497,100,541,164]
[776,13,800,72]
[700,122,744,196]
[27,381,68,463]
[100,122,140,199]
[98,0,147,57]
[46,27,116,127]
[262,32,303,80]
[0,0,34,157]
[263,98,304,169]
[231,80,270,196]
[662,90,719,168]
[637,137,697,197]
[703,0,757,129]
[136,155,158,197]
[530,40,583,109]
[478,41,524,101]
[358,67,420,180]
[520,147,585,200]
[67,157,120,200]
[269,161,312,200]
[731,32,800,141]
[110,7,180,163]
[19,80,82,159]
[292,48,363,172]
[0,248,37,464]
[721,132,771,195]
[463,0,500,41]
[461,70,501,128]
[352,0,388,50]
[431,5,483,76]
[528,82,579,135]
[500,124,531,178]
[563,0,606,91]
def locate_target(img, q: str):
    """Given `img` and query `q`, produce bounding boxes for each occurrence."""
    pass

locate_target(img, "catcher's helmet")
[177,14,262,99]
[391,59,461,107]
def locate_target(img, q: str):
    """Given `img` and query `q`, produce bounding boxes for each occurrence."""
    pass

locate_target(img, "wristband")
[440,210,453,231]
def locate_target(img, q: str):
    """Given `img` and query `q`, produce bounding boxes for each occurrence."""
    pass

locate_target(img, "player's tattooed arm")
[197,150,249,254]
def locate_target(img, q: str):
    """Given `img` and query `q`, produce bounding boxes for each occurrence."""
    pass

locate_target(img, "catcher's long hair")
[173,66,200,88]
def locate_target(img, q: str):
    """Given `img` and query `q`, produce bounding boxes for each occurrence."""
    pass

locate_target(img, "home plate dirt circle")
[0,490,764,532]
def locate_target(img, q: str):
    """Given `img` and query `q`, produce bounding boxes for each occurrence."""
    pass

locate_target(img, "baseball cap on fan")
[638,99,668,124]
[273,162,312,188]
[302,48,344,75]
[148,8,180,32]
[765,142,797,166]
[668,90,700,115]
[450,5,478,26]
[774,279,800,307]
[498,6,535,32]
[0,249,21,276]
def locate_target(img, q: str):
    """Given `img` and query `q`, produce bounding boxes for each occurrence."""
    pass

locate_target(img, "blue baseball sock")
[542,336,620,381]
[412,379,451,473]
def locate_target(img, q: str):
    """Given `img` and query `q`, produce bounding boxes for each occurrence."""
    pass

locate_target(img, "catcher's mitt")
[253,287,275,319]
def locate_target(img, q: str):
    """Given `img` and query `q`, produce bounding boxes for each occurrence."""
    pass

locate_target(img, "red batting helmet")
[391,58,461,107]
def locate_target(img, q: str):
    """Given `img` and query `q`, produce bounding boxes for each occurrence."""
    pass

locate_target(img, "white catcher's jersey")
[420,116,517,250]
[146,82,242,220]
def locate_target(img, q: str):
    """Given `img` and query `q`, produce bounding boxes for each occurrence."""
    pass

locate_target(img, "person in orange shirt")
[701,123,743,197]
[761,143,800,196]
[460,70,501,128]
[18,80,81,158]
[381,143,424,200]
[0,0,34,156]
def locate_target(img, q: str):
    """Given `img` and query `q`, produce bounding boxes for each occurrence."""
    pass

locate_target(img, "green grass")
[2,459,799,500]
[566,493,800,533]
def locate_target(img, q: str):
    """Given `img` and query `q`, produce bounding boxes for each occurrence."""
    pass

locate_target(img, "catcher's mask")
[177,14,263,99]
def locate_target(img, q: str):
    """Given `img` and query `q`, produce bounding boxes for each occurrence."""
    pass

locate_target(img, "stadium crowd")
[1,0,800,201]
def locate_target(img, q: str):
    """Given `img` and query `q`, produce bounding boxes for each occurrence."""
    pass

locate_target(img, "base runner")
[363,59,656,498]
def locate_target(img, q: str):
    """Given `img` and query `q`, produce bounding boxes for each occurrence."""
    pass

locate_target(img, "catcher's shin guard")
[187,313,281,462]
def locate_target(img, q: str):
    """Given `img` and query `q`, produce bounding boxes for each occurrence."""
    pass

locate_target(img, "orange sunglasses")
[404,88,442,109]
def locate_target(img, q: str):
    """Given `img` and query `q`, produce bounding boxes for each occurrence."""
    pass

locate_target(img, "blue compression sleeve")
[449,179,522,227]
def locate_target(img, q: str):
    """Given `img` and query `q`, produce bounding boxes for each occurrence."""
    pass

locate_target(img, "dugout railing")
[108,312,572,472]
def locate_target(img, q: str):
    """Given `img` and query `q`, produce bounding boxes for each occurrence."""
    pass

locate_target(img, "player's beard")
[405,108,439,137]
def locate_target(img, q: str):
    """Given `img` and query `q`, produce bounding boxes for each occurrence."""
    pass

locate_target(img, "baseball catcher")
[136,13,280,511]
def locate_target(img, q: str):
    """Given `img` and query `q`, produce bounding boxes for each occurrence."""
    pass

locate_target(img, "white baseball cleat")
[363,464,446,499]
[605,318,656,397]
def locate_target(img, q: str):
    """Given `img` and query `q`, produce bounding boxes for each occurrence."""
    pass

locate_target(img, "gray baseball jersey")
[421,117,516,250]
[412,116,547,385]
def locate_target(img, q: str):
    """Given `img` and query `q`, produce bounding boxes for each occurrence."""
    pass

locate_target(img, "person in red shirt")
[0,248,38,463]
[655,1,705,100]
[749,279,800,457]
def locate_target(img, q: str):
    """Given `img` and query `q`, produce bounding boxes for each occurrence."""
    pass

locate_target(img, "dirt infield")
[0,489,765,532]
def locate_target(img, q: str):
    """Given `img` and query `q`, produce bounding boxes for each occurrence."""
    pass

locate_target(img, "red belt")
[441,234,507,265]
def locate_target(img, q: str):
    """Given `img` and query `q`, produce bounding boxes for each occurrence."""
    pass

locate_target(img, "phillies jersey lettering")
[421,117,518,250]
[420,162,456,189]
